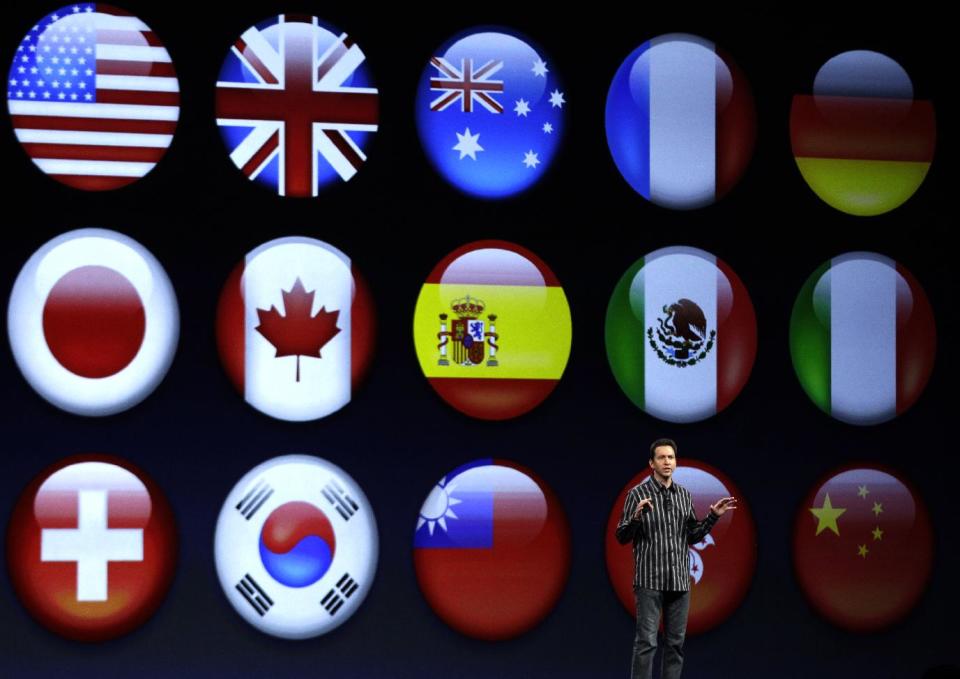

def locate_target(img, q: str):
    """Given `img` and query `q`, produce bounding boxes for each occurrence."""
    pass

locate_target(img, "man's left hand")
[709,497,737,516]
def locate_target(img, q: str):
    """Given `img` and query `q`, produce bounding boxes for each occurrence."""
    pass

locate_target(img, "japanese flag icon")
[214,455,378,639]
[8,228,178,416]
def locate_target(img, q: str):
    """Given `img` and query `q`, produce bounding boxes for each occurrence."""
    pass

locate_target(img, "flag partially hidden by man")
[605,33,755,209]
[216,14,378,197]
[793,465,933,632]
[413,240,571,420]
[216,236,375,422]
[413,459,570,640]
[790,50,936,216]
[605,246,756,423]
[7,4,180,190]
[415,28,565,199]
[605,460,756,636]
[789,252,936,426]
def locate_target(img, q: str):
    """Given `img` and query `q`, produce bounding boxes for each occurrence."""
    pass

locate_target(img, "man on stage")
[615,438,737,679]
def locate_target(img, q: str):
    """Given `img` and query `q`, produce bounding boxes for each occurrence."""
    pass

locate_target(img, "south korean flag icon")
[214,455,378,639]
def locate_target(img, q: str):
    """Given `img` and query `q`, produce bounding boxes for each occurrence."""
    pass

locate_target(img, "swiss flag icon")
[6,456,177,641]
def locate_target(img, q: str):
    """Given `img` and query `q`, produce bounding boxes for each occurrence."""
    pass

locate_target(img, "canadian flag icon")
[7,456,177,641]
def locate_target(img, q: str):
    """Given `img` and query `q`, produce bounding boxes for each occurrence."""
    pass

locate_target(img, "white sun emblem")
[417,477,462,536]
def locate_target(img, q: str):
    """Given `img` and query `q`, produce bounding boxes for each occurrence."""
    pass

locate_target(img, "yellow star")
[857,485,869,499]
[810,493,846,536]
[872,502,884,517]
[858,544,869,558]
[872,527,883,541]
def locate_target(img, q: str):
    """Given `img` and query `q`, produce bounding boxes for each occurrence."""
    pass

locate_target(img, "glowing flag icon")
[429,57,504,113]
[413,459,571,640]
[790,50,936,216]
[789,252,936,425]
[215,14,378,197]
[604,461,756,636]
[7,4,179,190]
[413,240,571,420]
[793,465,933,631]
[6,456,177,641]
[605,246,756,423]
[605,33,755,209]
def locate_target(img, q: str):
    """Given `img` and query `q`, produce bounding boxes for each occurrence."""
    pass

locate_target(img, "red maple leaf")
[255,278,341,382]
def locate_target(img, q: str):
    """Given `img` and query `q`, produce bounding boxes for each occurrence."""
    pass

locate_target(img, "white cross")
[41,490,143,602]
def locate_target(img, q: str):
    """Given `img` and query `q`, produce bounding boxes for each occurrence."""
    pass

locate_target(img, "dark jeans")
[631,587,690,679]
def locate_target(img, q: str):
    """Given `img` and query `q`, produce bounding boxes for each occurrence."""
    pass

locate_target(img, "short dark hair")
[650,438,677,460]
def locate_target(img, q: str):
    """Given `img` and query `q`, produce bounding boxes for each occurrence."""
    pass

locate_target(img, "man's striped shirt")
[615,476,719,591]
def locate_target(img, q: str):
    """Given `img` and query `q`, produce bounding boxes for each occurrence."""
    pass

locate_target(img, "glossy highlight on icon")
[606,33,755,209]
[7,4,180,191]
[790,252,936,425]
[790,50,935,216]
[413,240,572,420]
[215,14,378,196]
[8,228,179,416]
[605,246,756,423]
[413,459,571,640]
[415,27,566,198]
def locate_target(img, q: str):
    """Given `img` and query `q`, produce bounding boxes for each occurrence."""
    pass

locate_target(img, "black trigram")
[235,478,274,520]
[321,479,358,521]
[320,573,359,616]
[236,574,273,616]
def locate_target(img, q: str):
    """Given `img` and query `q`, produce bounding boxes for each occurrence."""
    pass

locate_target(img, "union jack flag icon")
[216,15,378,197]
[430,58,504,113]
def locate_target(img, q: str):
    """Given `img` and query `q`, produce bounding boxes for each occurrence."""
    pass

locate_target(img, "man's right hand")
[632,497,653,520]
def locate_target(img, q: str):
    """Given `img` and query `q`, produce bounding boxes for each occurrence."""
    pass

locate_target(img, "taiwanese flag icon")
[793,465,933,632]
[605,33,755,210]
[7,4,180,191]
[413,240,571,420]
[215,455,378,639]
[415,27,566,199]
[215,14,378,197]
[790,50,936,216]
[413,459,570,640]
[6,455,177,641]
[216,236,375,422]
[790,252,936,425]
[605,246,756,423]
[604,460,756,635]
[7,228,179,416]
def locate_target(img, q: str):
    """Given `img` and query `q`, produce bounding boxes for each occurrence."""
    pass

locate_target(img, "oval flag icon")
[216,236,375,422]
[413,459,570,640]
[8,228,178,416]
[413,240,571,420]
[790,50,935,216]
[790,252,936,425]
[7,4,179,191]
[605,460,756,635]
[215,14,378,197]
[793,464,933,632]
[606,33,755,209]
[215,455,378,639]
[606,246,756,423]
[6,455,177,641]
[415,27,565,198]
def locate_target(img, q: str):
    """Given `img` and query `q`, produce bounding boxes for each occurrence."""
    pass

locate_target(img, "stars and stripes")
[429,57,504,114]
[7,4,179,190]
[215,15,379,197]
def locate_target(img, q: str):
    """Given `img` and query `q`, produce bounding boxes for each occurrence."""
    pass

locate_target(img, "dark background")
[1,3,954,677]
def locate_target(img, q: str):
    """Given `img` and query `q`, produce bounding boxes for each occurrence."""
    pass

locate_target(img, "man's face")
[649,445,677,481]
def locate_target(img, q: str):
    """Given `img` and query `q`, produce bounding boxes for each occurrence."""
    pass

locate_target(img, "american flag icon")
[7,4,179,191]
